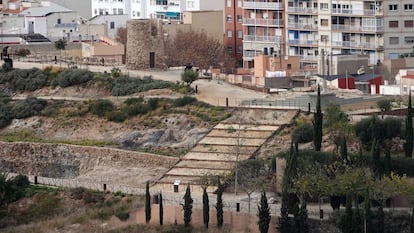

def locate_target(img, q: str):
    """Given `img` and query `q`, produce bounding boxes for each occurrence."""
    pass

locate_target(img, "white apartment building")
[48,0,223,20]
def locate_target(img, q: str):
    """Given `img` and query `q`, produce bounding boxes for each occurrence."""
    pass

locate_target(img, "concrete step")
[183,152,251,161]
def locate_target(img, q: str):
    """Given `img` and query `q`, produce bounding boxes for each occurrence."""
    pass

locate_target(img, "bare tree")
[164,30,236,70]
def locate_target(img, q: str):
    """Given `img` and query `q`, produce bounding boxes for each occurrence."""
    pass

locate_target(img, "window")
[321,35,329,42]
[113,8,117,14]
[405,36,414,44]
[237,30,243,38]
[118,8,123,14]
[237,45,243,53]
[320,3,328,10]
[227,45,233,52]
[389,20,399,28]
[57,18,61,24]
[320,19,329,26]
[156,0,167,5]
[227,30,233,38]
[226,14,232,21]
[227,0,231,7]
[287,64,292,69]
[405,4,413,11]
[388,4,398,11]
[389,37,399,45]
[237,15,242,22]
[238,0,242,7]
[405,20,414,28]
[110,22,115,29]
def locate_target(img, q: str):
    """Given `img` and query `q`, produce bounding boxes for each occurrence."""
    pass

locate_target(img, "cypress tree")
[183,184,193,227]
[405,91,413,157]
[299,200,309,233]
[313,85,323,151]
[371,139,382,179]
[278,192,290,233]
[384,149,391,177]
[364,191,372,233]
[203,187,209,229]
[377,204,385,233]
[293,201,300,232]
[340,136,348,161]
[145,181,151,224]
[410,207,414,233]
[216,178,224,228]
[343,195,353,233]
[352,204,363,233]
[159,193,163,226]
[257,191,271,233]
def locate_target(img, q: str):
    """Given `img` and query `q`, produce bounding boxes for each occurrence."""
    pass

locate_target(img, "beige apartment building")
[236,0,414,72]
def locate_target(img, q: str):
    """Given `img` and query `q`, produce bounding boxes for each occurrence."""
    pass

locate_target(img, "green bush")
[174,96,197,107]
[11,97,47,119]
[111,76,172,96]
[0,104,13,128]
[88,99,114,117]
[354,116,402,147]
[107,111,128,122]
[0,68,48,91]
[51,69,93,87]
[291,123,314,143]
[115,210,130,221]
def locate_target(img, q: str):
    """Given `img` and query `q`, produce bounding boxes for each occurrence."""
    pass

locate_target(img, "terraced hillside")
[153,109,297,192]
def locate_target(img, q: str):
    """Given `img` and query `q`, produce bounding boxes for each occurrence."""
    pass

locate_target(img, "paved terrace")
[153,110,297,193]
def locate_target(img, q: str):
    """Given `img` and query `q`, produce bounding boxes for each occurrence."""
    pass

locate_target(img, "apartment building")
[224,0,244,67]
[237,0,414,73]
[241,0,285,68]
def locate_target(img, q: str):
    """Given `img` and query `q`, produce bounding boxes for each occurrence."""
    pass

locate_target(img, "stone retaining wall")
[0,142,178,179]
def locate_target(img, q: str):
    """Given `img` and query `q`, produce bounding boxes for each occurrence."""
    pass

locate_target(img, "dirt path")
[12,62,274,107]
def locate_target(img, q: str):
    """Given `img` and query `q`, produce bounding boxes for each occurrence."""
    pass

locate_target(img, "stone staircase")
[153,109,297,193]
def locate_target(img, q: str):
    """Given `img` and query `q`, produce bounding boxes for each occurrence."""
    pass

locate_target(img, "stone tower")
[126,19,166,70]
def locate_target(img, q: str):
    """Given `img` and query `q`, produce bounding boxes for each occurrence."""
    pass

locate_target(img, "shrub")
[111,76,172,96]
[11,97,47,119]
[291,123,314,143]
[51,69,93,87]
[115,210,130,221]
[174,96,197,107]
[0,104,13,128]
[107,111,128,122]
[14,49,31,57]
[1,68,48,91]
[88,99,114,117]
[354,116,402,147]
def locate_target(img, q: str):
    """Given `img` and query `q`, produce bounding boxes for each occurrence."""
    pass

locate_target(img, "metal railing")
[243,35,283,43]
[243,1,283,10]
[243,18,284,27]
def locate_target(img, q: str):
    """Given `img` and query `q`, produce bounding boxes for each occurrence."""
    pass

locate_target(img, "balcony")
[287,39,318,47]
[331,24,383,33]
[243,50,260,60]
[331,8,383,16]
[286,7,318,14]
[243,1,283,10]
[243,18,283,27]
[243,35,282,43]
[287,23,318,30]
[331,40,384,50]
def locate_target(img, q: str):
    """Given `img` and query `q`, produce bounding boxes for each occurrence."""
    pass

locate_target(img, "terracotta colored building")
[224,0,244,67]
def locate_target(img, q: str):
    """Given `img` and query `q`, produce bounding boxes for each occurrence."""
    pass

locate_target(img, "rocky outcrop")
[0,142,178,179]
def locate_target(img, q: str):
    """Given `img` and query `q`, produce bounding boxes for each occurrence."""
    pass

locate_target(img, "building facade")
[237,0,414,71]
[241,0,285,68]
[224,0,244,67]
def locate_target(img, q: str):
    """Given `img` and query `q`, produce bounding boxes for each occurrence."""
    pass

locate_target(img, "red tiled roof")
[2,7,28,14]
[403,74,414,79]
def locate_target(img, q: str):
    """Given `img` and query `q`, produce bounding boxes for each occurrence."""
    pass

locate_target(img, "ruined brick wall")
[126,19,166,70]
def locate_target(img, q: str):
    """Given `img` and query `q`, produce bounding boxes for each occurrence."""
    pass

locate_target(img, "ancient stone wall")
[0,142,178,179]
[126,19,166,70]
